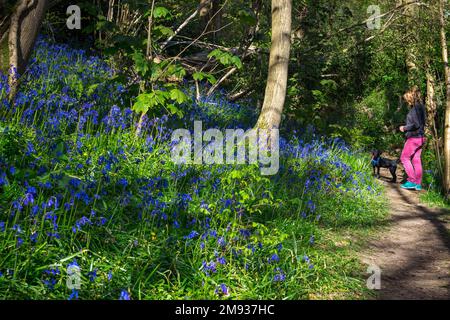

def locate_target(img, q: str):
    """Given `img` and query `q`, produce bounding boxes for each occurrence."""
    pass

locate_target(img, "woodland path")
[360,166,450,300]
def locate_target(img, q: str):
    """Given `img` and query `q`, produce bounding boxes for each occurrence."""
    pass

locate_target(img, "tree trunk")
[439,0,450,197]
[0,0,10,74]
[425,69,444,176]
[146,0,155,60]
[211,0,222,40]
[8,0,48,98]
[425,70,437,137]
[0,29,8,75]
[399,0,418,84]
[256,0,292,129]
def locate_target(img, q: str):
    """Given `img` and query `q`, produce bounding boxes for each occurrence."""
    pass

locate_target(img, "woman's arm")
[403,108,421,132]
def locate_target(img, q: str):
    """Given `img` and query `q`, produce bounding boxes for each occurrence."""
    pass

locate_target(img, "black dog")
[371,150,399,182]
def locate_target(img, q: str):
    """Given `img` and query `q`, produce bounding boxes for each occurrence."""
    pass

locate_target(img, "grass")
[419,190,450,210]
[0,37,388,300]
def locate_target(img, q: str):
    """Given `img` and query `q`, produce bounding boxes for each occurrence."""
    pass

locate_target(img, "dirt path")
[360,167,450,300]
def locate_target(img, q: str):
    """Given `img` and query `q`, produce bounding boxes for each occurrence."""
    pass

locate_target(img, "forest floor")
[360,165,450,300]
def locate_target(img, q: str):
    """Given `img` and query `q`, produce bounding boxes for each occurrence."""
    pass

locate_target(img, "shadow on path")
[360,171,450,300]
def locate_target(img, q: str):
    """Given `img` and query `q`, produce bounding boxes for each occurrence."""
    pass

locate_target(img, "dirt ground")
[360,166,450,300]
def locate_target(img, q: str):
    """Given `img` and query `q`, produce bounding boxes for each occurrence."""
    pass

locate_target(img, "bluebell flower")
[16,237,24,247]
[12,224,22,234]
[268,254,279,263]
[88,269,98,282]
[277,243,283,252]
[119,290,131,300]
[201,261,217,276]
[67,259,79,270]
[68,289,79,300]
[219,284,229,296]
[273,268,286,282]
[30,232,38,243]
[239,229,251,238]
[218,237,226,247]
[118,178,128,188]
[184,230,199,240]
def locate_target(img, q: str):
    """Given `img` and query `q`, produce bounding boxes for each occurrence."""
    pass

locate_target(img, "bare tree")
[256,0,292,129]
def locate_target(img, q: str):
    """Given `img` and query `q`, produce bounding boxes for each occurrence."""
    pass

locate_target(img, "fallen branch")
[206,66,237,97]
[160,0,212,51]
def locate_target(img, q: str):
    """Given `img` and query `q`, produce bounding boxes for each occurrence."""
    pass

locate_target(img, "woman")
[399,86,426,191]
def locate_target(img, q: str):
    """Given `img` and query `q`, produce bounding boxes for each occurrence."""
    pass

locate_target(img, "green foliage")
[193,72,217,85]
[131,50,150,77]
[208,49,243,69]
[132,88,187,118]
[152,6,171,19]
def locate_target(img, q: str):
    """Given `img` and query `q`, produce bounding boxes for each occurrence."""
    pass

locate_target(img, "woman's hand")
[399,126,406,132]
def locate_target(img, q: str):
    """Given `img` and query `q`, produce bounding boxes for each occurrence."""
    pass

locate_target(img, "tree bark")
[146,0,155,60]
[210,0,222,40]
[439,0,450,197]
[399,0,419,84]
[0,0,10,74]
[8,0,48,98]
[425,70,437,138]
[256,0,292,129]
[425,69,443,176]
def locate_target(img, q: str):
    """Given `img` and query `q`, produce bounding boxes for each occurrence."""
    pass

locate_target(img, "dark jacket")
[404,103,426,139]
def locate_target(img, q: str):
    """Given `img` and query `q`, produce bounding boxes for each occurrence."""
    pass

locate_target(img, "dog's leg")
[390,166,397,182]
[376,166,380,179]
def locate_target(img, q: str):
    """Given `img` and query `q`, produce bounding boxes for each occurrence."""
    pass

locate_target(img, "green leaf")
[166,103,184,118]
[153,25,174,37]
[87,83,100,96]
[238,9,257,25]
[193,72,205,81]
[205,74,217,84]
[153,6,170,18]
[170,89,187,104]
[207,49,224,59]
[67,74,83,99]
[132,50,149,76]
[132,93,156,114]
[231,56,243,69]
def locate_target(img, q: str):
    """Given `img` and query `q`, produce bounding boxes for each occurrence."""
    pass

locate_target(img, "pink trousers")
[400,137,425,185]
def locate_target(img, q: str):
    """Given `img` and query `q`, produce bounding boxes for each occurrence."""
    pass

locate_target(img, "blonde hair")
[403,86,422,106]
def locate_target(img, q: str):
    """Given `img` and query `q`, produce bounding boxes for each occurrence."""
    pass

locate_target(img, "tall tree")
[255,0,292,130]
[7,0,48,98]
[439,0,450,197]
